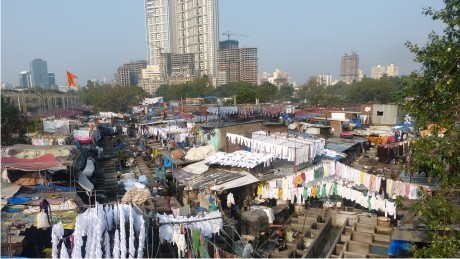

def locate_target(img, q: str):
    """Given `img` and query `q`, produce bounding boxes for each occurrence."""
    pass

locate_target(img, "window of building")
[377,111,384,116]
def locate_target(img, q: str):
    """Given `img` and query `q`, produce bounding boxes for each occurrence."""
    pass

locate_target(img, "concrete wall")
[372,104,399,125]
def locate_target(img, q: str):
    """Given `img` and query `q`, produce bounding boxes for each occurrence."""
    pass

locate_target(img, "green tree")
[278,85,295,101]
[297,76,332,103]
[345,77,402,104]
[79,84,150,112]
[155,76,213,101]
[1,96,31,145]
[256,82,279,103]
[236,87,256,104]
[403,0,460,257]
[327,81,348,97]
[213,81,252,98]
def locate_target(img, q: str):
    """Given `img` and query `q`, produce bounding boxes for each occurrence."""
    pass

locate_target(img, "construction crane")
[222,30,248,40]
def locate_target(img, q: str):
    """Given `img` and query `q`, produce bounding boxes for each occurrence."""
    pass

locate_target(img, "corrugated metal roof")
[325,137,367,153]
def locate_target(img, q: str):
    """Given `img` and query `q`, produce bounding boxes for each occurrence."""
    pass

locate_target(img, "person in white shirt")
[242,240,254,258]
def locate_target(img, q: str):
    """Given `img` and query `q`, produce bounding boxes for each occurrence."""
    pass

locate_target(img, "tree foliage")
[79,83,150,112]
[155,76,213,101]
[1,96,32,145]
[278,85,295,101]
[345,76,403,104]
[236,86,256,104]
[402,0,460,257]
[256,82,279,103]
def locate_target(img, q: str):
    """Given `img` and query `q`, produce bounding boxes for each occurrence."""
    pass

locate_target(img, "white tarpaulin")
[43,119,70,134]
[181,160,209,175]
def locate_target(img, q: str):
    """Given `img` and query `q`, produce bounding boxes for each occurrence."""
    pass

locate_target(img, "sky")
[1,0,447,87]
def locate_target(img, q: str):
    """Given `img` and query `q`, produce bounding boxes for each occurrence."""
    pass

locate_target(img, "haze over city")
[1,0,446,86]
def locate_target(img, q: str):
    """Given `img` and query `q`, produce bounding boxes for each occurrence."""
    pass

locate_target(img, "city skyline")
[1,0,446,87]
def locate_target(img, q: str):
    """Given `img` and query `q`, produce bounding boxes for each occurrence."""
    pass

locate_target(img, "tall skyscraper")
[18,71,31,88]
[30,58,50,88]
[217,40,258,86]
[340,52,359,83]
[145,0,171,66]
[145,0,219,83]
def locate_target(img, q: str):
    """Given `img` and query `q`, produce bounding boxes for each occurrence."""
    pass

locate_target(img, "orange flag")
[66,70,78,88]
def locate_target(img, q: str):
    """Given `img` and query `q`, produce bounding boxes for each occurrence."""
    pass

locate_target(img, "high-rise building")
[140,65,164,96]
[371,63,399,79]
[145,0,219,83]
[145,0,171,66]
[386,63,399,77]
[371,64,386,79]
[116,60,148,86]
[18,71,31,88]
[217,40,258,86]
[315,74,333,86]
[48,72,56,88]
[260,69,291,87]
[163,53,196,79]
[30,58,50,88]
[340,52,359,83]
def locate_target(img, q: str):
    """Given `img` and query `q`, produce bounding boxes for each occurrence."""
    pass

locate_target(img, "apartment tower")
[145,0,219,82]
[217,40,258,86]
[116,60,148,86]
[340,51,359,84]
[30,58,50,89]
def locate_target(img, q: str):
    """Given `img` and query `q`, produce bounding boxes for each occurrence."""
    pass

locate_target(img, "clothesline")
[158,215,223,225]
[227,132,325,165]
[205,150,274,168]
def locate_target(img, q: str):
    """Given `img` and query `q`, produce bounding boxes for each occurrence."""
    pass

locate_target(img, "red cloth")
[78,139,93,144]
[2,154,61,171]
[301,172,306,181]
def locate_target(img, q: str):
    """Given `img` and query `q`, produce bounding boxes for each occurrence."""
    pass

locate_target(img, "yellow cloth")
[311,186,317,198]
[294,174,302,186]
[257,184,263,196]
[360,172,365,185]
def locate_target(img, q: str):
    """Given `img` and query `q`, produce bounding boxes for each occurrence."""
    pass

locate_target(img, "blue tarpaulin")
[34,184,76,192]
[7,196,32,205]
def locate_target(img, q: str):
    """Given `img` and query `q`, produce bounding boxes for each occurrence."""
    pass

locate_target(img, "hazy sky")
[1,0,446,86]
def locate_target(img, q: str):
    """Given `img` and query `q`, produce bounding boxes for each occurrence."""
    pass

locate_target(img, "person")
[230,202,240,219]
[276,226,287,251]
[168,139,176,151]
[242,240,254,258]
[39,199,52,225]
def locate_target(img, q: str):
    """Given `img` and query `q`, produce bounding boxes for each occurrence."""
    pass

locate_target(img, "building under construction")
[217,40,258,87]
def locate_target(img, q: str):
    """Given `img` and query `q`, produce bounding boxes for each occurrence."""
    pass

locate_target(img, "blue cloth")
[163,157,172,167]
[5,207,23,213]
[209,196,215,205]
[75,141,82,150]
[388,240,411,256]
[34,184,76,192]
[7,196,32,205]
